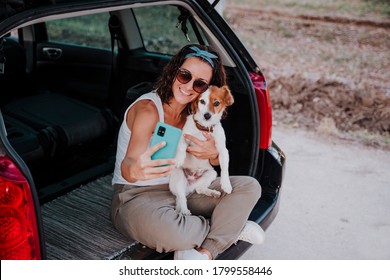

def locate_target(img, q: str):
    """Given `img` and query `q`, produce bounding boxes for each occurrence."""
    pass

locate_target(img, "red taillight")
[0,156,41,260]
[249,72,272,149]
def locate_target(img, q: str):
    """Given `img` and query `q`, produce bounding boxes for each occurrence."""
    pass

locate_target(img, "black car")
[0,0,285,260]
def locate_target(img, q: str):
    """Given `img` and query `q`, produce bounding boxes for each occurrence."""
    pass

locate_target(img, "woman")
[110,44,265,260]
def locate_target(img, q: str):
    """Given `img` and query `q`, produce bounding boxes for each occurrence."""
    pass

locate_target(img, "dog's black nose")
[204,112,211,120]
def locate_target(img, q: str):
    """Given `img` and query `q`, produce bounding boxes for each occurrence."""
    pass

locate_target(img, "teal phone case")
[150,122,182,160]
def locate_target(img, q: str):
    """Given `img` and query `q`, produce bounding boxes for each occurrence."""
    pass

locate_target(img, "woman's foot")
[237,221,266,244]
[174,248,212,260]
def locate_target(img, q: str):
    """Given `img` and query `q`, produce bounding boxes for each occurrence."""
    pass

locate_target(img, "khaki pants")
[110,176,261,259]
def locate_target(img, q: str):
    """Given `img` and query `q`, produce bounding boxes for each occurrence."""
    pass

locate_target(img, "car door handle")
[43,47,62,60]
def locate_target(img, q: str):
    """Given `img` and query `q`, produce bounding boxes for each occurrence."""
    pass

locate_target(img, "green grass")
[361,0,390,16]
[275,20,295,38]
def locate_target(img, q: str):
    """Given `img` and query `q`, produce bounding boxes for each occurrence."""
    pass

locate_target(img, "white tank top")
[112,91,169,186]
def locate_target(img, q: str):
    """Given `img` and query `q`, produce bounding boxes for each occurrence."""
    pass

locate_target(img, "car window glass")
[133,5,208,54]
[46,13,110,49]
[10,29,19,39]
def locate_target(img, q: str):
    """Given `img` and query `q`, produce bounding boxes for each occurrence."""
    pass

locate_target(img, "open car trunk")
[0,0,285,260]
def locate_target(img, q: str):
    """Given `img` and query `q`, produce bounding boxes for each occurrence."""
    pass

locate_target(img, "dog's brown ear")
[223,85,234,106]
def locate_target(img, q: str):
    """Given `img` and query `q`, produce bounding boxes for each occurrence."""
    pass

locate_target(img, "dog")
[169,85,234,215]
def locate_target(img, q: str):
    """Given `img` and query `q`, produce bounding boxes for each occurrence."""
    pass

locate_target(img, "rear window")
[133,5,208,54]
[46,13,111,49]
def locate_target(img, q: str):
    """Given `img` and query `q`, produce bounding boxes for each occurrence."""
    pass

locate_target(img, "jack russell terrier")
[169,85,234,215]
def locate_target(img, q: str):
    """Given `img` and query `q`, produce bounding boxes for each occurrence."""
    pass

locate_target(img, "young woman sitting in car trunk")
[110,44,265,260]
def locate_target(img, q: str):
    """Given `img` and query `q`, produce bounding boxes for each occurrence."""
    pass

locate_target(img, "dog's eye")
[213,101,220,107]
[200,99,206,105]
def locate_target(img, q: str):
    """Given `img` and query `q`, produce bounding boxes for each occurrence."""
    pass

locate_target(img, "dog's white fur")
[169,85,234,215]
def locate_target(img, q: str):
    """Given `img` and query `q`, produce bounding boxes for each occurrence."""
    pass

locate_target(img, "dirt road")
[222,1,390,259]
[242,124,390,259]
[225,1,390,150]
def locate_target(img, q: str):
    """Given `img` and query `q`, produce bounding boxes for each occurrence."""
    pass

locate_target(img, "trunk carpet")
[41,174,138,260]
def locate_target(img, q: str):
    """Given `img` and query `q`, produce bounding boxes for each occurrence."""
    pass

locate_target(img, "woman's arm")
[120,101,175,182]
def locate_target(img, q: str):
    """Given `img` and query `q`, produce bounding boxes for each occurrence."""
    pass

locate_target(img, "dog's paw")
[210,190,221,198]
[195,188,221,198]
[176,204,191,215]
[221,179,232,194]
[177,208,192,216]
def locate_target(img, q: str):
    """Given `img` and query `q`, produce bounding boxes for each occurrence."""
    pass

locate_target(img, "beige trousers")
[110,176,261,259]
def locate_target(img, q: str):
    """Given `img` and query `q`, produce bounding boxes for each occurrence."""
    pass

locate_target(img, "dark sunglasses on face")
[176,68,210,94]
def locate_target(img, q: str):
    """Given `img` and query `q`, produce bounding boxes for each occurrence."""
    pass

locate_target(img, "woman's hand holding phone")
[127,142,176,182]
[124,122,181,182]
[147,141,177,167]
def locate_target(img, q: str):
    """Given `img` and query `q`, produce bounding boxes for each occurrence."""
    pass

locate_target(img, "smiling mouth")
[179,87,192,97]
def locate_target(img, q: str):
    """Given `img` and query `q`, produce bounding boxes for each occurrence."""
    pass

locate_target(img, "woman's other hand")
[184,132,219,165]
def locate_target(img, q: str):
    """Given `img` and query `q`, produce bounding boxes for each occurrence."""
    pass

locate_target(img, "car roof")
[0,0,243,69]
[0,0,220,23]
[1,0,224,37]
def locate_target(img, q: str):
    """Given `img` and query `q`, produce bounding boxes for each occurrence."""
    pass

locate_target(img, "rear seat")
[2,92,114,149]
[1,36,115,161]
[3,116,48,163]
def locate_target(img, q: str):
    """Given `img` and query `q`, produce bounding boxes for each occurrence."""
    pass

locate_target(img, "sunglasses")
[176,68,210,94]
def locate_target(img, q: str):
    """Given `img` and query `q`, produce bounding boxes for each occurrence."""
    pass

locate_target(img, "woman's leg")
[187,176,262,259]
[110,183,211,253]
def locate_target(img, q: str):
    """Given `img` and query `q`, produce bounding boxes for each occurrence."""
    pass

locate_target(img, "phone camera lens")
[157,126,165,136]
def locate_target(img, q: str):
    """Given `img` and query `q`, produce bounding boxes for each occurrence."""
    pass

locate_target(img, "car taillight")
[249,72,272,149]
[0,156,41,259]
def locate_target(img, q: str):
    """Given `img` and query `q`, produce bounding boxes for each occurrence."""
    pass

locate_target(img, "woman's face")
[172,56,213,106]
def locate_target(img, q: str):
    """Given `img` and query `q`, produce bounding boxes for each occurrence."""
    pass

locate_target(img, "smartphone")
[149,122,182,160]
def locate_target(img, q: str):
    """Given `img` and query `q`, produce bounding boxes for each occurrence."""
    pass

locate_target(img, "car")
[0,0,285,260]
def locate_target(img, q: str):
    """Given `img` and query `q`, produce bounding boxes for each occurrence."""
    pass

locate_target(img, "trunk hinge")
[208,0,221,13]
[211,0,221,9]
[176,7,205,45]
